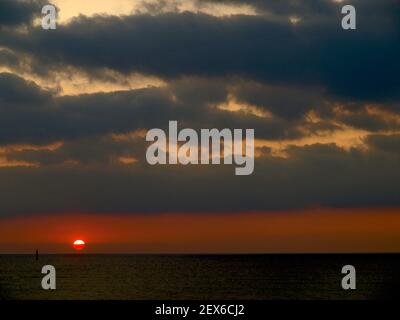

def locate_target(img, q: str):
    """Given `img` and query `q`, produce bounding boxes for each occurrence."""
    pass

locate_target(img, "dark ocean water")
[0,254,399,300]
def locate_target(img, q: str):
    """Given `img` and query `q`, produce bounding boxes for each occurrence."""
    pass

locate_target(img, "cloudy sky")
[0,0,399,253]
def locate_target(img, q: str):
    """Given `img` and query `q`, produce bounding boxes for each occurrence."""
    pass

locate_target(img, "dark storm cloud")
[367,134,400,154]
[1,142,400,216]
[0,72,50,104]
[1,0,399,101]
[0,73,398,216]
[7,135,147,166]
[0,1,399,217]
[0,72,174,144]
[0,73,305,145]
[232,81,327,120]
[0,49,21,69]
[0,0,45,27]
[337,112,400,132]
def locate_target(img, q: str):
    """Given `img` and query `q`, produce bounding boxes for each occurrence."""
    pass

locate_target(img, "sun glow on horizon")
[73,239,86,250]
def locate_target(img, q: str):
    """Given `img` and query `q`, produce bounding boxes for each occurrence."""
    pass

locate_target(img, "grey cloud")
[0,0,46,27]
[338,112,400,132]
[0,1,399,218]
[0,2,398,102]
[0,73,309,145]
[0,72,51,105]
[232,81,327,120]
[367,134,400,154]
[0,142,399,216]
[7,136,146,166]
[0,49,21,69]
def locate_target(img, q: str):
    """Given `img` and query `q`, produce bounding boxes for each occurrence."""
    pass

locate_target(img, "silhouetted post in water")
[35,249,39,260]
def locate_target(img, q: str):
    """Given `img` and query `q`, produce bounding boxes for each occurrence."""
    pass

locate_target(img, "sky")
[0,0,399,253]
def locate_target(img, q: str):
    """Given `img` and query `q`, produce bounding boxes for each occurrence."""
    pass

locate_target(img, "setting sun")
[73,239,86,251]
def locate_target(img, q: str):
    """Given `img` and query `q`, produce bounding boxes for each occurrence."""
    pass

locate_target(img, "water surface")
[0,254,398,300]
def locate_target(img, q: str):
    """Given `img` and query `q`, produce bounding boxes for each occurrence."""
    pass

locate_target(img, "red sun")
[73,239,86,250]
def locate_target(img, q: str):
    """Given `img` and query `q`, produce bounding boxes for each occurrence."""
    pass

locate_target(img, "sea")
[0,254,399,300]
